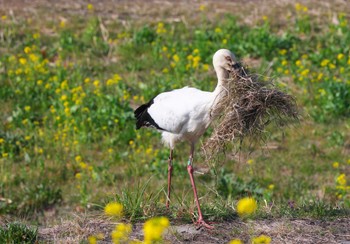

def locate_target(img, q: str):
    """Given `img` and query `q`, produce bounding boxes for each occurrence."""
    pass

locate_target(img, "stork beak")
[232,62,241,71]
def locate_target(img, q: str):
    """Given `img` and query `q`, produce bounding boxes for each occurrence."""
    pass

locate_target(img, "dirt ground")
[37,215,350,243]
[1,0,350,243]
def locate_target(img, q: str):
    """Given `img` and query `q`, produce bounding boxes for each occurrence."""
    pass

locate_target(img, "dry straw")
[204,64,300,158]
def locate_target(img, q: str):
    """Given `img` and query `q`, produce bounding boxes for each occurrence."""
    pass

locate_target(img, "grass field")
[0,0,349,243]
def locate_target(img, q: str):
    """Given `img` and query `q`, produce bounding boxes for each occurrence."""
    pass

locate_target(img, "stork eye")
[225,56,233,62]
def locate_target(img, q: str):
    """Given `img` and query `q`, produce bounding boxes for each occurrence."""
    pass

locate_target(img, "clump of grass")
[0,222,37,244]
[205,65,300,156]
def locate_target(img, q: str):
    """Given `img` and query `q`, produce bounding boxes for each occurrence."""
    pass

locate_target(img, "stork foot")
[195,218,214,230]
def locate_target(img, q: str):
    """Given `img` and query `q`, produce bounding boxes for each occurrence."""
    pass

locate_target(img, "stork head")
[213,49,239,78]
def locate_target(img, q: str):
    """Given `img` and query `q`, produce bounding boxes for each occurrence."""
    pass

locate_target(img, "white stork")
[134,49,240,229]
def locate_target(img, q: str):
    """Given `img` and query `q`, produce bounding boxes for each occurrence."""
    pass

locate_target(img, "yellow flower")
[79,162,87,169]
[229,239,243,244]
[295,60,301,66]
[75,155,82,162]
[59,20,66,28]
[143,217,170,243]
[252,235,271,244]
[1,15,7,20]
[33,33,40,39]
[268,184,275,190]
[24,47,31,54]
[93,80,100,87]
[329,63,336,69]
[87,3,94,11]
[173,54,180,63]
[236,197,257,217]
[37,80,43,85]
[0,138,4,144]
[281,60,288,66]
[279,49,287,55]
[336,174,346,186]
[337,53,344,60]
[88,236,97,244]
[25,136,31,141]
[247,159,254,165]
[202,64,209,71]
[199,4,206,11]
[24,106,31,112]
[19,58,27,65]
[222,39,227,44]
[321,59,330,67]
[300,69,309,77]
[332,162,339,169]
[111,223,132,243]
[162,68,169,73]
[104,202,123,217]
[215,27,222,33]
[75,173,82,180]
[2,153,9,158]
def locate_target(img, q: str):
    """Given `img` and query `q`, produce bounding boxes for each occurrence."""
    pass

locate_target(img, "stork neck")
[213,68,229,97]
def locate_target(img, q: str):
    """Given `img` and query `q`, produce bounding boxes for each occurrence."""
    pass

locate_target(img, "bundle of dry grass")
[204,64,299,157]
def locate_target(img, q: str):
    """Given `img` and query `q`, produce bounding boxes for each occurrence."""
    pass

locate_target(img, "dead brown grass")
[204,65,299,159]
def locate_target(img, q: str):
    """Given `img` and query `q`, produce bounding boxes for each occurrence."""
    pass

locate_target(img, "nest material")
[204,65,300,157]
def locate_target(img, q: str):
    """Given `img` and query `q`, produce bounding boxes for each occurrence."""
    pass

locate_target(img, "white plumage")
[134,49,239,229]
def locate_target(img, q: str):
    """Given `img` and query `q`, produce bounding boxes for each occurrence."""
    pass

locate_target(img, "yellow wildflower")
[24,106,31,112]
[262,16,268,21]
[329,63,336,69]
[336,174,346,186]
[252,235,271,244]
[199,4,206,11]
[215,27,222,33]
[332,162,339,168]
[1,15,7,20]
[93,80,100,87]
[37,80,43,85]
[88,236,97,244]
[321,59,330,67]
[2,153,9,158]
[111,223,132,244]
[24,47,31,54]
[173,54,180,63]
[268,184,275,190]
[104,202,123,217]
[25,136,31,141]
[229,239,243,244]
[75,155,82,162]
[0,138,4,144]
[300,69,309,77]
[75,173,82,180]
[143,217,170,243]
[279,49,287,55]
[19,58,27,65]
[202,64,209,71]
[222,39,227,44]
[33,33,40,39]
[337,53,344,60]
[295,60,301,66]
[247,159,254,165]
[87,3,94,11]
[79,162,87,169]
[59,20,66,28]
[236,197,257,217]
[162,68,169,73]
[108,148,114,154]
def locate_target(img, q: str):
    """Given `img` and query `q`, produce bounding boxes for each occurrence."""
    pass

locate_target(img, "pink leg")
[187,144,213,229]
[166,150,173,209]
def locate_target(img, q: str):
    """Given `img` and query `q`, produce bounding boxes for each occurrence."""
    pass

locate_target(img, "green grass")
[0,222,37,244]
[0,1,349,231]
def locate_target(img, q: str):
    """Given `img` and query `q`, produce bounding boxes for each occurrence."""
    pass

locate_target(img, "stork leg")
[166,149,173,209]
[187,144,213,229]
